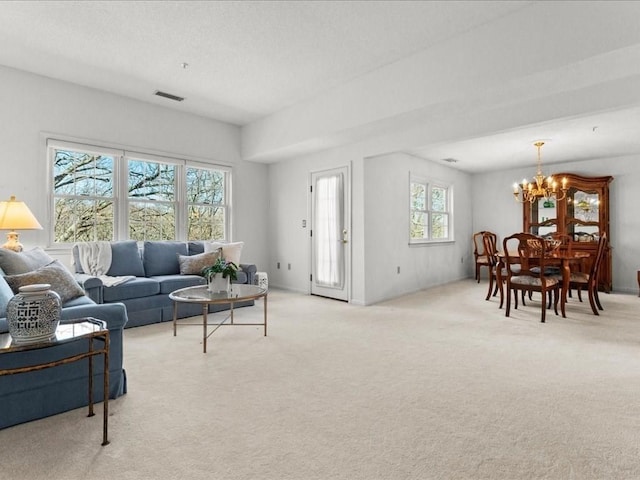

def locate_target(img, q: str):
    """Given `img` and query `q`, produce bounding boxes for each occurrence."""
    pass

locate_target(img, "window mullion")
[175,163,186,240]
[427,184,433,240]
[116,154,128,240]
[226,170,232,241]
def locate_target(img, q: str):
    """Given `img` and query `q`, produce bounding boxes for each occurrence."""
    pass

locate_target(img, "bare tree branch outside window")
[52,146,230,244]
[53,150,115,243]
[409,177,451,243]
[186,167,226,240]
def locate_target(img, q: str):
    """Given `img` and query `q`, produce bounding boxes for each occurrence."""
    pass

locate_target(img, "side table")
[0,317,110,446]
[254,271,269,290]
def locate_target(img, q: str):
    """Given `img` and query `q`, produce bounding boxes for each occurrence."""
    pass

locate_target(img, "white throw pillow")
[204,241,244,266]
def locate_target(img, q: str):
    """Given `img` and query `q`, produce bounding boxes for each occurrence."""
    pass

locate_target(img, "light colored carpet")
[3,280,640,480]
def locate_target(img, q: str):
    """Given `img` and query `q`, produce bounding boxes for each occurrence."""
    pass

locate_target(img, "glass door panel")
[566,188,600,242]
[528,197,557,236]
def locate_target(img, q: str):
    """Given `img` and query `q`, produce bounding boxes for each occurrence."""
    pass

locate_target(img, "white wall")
[267,145,472,306]
[267,147,364,299]
[268,140,639,303]
[0,65,269,270]
[363,153,472,304]
[8,63,635,301]
[472,155,640,294]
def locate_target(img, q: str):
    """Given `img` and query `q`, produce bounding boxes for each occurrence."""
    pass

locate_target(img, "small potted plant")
[201,257,238,293]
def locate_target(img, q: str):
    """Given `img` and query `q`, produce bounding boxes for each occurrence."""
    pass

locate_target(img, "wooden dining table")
[497,250,590,318]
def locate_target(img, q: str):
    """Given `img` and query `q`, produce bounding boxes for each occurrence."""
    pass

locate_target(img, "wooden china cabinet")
[523,173,613,292]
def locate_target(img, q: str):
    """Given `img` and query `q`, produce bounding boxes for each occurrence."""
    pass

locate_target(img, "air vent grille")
[154,90,185,102]
[442,158,458,163]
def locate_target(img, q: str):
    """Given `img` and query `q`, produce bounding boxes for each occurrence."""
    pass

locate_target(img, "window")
[128,158,177,241]
[186,166,227,240]
[409,175,452,243]
[52,148,116,243]
[49,140,230,245]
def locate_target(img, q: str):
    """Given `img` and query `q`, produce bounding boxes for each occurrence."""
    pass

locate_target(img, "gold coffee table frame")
[169,284,268,353]
[0,317,110,446]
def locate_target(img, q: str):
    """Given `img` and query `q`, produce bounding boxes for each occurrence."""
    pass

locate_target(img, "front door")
[310,167,350,301]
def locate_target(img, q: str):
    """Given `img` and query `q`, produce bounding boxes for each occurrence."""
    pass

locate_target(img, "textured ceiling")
[1,1,640,171]
[0,0,528,124]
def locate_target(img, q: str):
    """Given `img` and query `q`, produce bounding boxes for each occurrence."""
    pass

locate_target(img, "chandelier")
[513,141,568,203]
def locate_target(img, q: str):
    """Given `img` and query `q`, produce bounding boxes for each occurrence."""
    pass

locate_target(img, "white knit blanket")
[74,241,135,287]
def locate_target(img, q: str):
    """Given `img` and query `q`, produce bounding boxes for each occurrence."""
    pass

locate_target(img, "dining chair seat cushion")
[510,275,559,287]
[530,266,561,275]
[476,257,490,265]
[569,272,590,283]
[496,266,519,276]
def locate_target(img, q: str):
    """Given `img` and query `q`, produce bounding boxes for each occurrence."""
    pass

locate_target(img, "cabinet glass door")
[566,188,600,242]
[528,197,557,237]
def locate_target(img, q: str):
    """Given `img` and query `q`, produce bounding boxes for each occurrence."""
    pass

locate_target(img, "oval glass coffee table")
[169,284,268,353]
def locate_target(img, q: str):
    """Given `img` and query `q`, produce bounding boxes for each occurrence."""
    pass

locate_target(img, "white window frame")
[409,174,454,244]
[185,160,232,241]
[125,152,180,241]
[47,139,232,247]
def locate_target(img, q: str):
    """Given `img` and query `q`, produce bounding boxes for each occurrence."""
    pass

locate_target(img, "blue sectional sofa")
[73,240,257,328]
[0,290,128,430]
[0,240,256,429]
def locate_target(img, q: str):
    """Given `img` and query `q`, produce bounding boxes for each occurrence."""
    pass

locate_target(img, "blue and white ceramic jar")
[6,284,62,344]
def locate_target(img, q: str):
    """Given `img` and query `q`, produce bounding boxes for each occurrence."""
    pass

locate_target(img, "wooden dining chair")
[482,232,500,303]
[473,231,496,283]
[483,231,515,309]
[502,233,561,323]
[569,232,607,315]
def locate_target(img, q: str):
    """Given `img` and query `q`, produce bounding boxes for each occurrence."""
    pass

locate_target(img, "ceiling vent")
[442,158,458,163]
[154,90,185,102]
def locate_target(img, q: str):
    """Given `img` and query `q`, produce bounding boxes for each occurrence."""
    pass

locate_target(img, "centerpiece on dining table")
[543,238,562,253]
[526,237,562,255]
[201,257,238,293]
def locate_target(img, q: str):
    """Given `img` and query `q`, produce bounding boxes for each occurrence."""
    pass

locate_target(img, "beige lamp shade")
[0,195,43,252]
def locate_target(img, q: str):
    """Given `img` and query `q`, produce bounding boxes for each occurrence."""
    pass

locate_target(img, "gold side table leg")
[88,337,94,418]
[264,294,268,336]
[203,305,208,354]
[102,332,110,446]
[173,301,178,336]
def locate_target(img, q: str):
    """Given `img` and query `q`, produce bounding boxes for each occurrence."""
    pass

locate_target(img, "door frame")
[308,165,351,302]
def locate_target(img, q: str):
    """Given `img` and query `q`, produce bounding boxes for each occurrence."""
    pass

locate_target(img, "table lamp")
[0,195,43,252]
